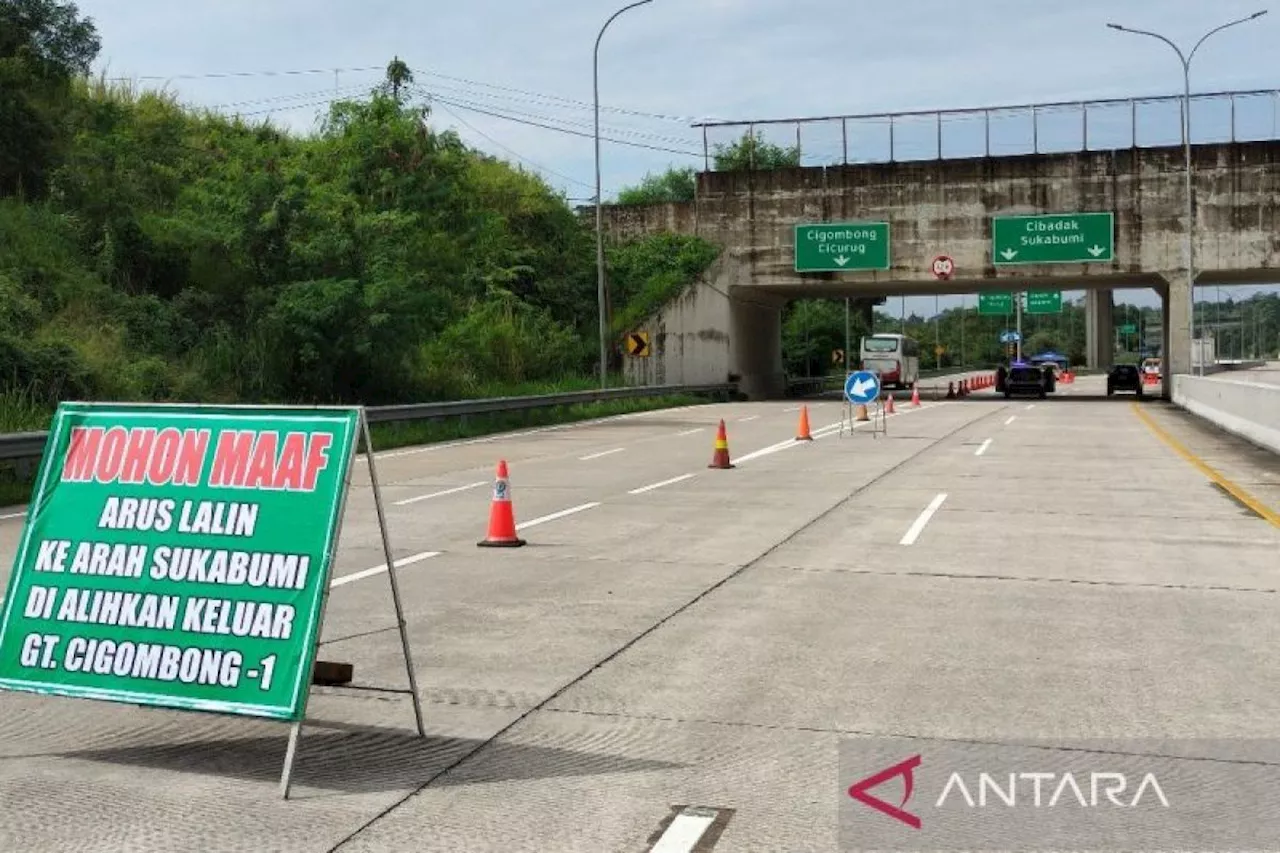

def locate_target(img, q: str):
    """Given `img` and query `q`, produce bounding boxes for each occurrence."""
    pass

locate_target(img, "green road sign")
[992,212,1114,265]
[1026,290,1063,314]
[978,292,1013,315]
[794,222,890,272]
[0,402,360,721]
[1120,323,1137,334]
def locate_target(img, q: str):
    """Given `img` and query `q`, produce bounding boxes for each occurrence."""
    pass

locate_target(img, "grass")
[0,391,713,510]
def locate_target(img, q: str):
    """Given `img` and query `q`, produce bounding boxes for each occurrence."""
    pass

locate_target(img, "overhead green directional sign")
[0,402,360,721]
[992,212,1114,265]
[978,292,1013,315]
[794,222,890,272]
[1026,290,1063,314]
[1120,323,1137,334]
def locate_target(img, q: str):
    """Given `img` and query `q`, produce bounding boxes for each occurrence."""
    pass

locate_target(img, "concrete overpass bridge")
[604,88,1280,399]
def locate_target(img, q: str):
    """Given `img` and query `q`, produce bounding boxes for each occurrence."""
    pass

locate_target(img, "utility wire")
[111,65,385,82]
[430,100,600,193]
[423,94,702,157]
[416,88,701,148]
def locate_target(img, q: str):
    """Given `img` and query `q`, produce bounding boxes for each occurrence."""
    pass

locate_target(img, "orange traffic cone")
[885,394,896,414]
[855,403,870,421]
[910,384,921,407]
[477,460,525,548]
[708,419,735,469]
[795,405,813,441]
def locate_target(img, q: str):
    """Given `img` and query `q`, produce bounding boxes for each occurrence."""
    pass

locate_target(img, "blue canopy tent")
[1029,350,1069,369]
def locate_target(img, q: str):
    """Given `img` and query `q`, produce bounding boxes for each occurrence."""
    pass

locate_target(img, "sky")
[73,0,1280,314]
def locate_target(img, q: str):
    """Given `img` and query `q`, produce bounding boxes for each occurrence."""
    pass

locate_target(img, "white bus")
[859,333,921,390]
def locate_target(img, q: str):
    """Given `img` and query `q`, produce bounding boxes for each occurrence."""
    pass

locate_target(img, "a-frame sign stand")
[279,407,426,799]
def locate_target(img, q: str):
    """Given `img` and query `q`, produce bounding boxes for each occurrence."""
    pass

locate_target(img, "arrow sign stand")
[839,371,887,440]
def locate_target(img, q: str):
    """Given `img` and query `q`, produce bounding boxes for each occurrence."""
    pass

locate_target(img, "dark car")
[1004,365,1048,399]
[1107,364,1144,397]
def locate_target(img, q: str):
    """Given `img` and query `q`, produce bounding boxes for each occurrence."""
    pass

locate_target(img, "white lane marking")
[651,811,716,853]
[733,402,944,464]
[676,428,705,437]
[738,415,760,422]
[629,473,696,495]
[782,406,800,412]
[579,447,625,461]
[330,551,441,588]
[393,481,487,506]
[900,493,948,546]
[0,511,26,521]
[1025,403,1036,410]
[975,439,993,457]
[516,502,601,530]
[1004,415,1017,425]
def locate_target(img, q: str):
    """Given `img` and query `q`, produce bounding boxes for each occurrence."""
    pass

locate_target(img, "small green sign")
[794,222,890,272]
[0,402,360,721]
[992,212,1114,265]
[978,292,1013,315]
[1026,290,1063,314]
[1120,323,1137,334]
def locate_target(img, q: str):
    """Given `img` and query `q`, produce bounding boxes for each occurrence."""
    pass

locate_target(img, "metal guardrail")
[0,383,741,463]
[693,87,1280,168]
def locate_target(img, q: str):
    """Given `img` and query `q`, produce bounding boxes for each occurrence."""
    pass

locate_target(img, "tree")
[381,56,413,103]
[615,167,696,204]
[0,0,100,197]
[712,130,800,171]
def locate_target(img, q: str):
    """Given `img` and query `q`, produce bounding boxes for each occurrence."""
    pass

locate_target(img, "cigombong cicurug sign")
[0,403,360,721]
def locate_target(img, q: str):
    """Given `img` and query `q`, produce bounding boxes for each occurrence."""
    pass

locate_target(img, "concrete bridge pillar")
[1162,272,1193,393]
[1085,289,1114,370]
[729,290,786,399]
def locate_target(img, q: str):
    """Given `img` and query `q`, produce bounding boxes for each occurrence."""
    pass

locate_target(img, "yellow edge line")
[1131,402,1280,529]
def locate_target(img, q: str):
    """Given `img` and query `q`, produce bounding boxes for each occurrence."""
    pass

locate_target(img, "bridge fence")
[693,88,1280,169]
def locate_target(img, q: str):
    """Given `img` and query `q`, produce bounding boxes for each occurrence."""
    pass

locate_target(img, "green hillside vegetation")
[0,0,722,435]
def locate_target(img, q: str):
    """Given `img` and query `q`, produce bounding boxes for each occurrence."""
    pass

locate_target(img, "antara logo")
[848,754,1172,830]
[848,754,923,829]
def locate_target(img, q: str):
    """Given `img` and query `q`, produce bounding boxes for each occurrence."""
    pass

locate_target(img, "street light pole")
[595,0,654,389]
[1107,11,1268,378]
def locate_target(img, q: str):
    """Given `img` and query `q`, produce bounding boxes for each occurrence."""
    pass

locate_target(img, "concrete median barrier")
[1173,375,1280,455]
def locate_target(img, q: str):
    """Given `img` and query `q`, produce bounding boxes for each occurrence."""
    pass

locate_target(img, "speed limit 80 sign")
[931,255,955,279]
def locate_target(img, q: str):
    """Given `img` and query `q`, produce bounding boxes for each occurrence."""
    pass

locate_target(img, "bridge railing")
[693,88,1280,169]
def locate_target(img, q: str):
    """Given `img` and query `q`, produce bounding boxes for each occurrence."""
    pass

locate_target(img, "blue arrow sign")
[999,331,1022,344]
[844,370,881,405]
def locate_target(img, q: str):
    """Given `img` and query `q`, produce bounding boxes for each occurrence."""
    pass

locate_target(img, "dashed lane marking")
[579,447,625,461]
[738,415,760,422]
[900,493,948,546]
[1026,403,1036,410]
[1132,402,1280,529]
[515,502,601,531]
[393,481,486,506]
[975,439,992,457]
[629,473,697,495]
[330,551,441,588]
[1004,415,1017,425]
[676,428,705,437]
[646,806,734,853]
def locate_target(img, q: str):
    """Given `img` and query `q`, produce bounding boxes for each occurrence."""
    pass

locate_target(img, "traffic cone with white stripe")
[478,460,525,547]
[910,383,921,407]
[885,395,896,414]
[708,420,735,469]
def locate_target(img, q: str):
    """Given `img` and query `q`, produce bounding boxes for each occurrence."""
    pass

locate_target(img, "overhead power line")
[112,64,385,82]
[422,94,702,158]
[431,100,600,193]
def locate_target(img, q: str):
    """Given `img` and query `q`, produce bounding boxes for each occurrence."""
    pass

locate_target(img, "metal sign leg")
[360,412,427,738]
[279,720,303,799]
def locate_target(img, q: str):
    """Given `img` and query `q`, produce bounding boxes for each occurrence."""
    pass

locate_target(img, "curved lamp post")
[595,0,654,388]
[1106,11,1267,376]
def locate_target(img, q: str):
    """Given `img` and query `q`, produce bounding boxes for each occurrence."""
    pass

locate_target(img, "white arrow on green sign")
[1025,290,1063,314]
[978,292,1013,315]
[992,212,1114,265]
[794,222,890,272]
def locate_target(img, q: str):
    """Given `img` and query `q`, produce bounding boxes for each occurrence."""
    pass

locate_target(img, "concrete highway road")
[1,372,1278,851]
